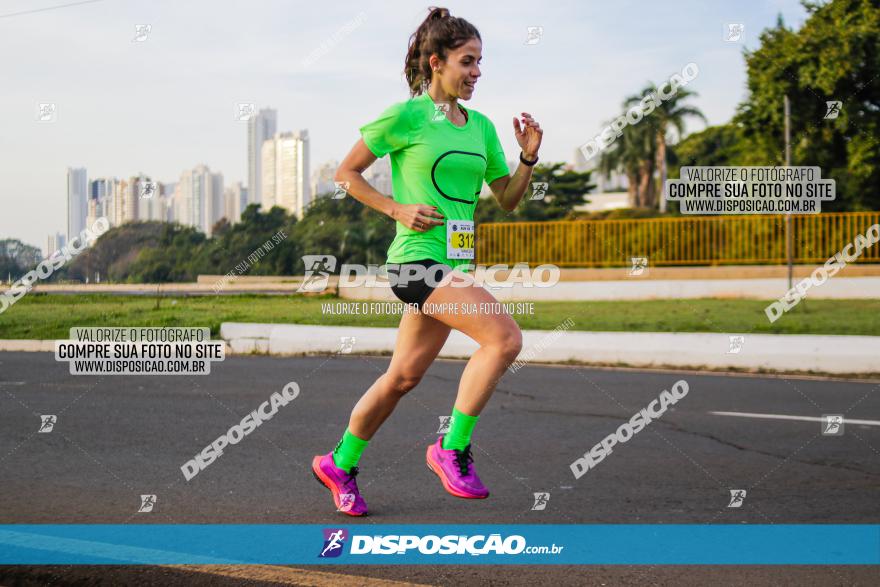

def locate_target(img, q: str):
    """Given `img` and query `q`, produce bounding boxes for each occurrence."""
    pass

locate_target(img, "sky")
[0,0,810,249]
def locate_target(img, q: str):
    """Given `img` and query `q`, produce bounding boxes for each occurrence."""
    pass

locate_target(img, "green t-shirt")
[359,92,509,270]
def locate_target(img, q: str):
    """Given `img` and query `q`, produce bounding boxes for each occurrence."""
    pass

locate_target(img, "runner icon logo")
[725,23,744,42]
[525,26,543,45]
[140,181,156,199]
[319,529,348,558]
[432,102,450,122]
[36,103,57,122]
[824,101,842,120]
[822,415,844,436]
[338,494,356,513]
[531,492,549,511]
[530,182,548,200]
[437,416,454,433]
[38,415,56,433]
[138,494,156,513]
[727,335,744,354]
[132,24,151,43]
[298,255,337,292]
[333,181,349,199]
[727,489,746,508]
[236,103,255,122]
[337,336,356,354]
[629,257,649,276]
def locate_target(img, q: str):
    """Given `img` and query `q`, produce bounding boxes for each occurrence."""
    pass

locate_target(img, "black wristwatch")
[520,151,539,166]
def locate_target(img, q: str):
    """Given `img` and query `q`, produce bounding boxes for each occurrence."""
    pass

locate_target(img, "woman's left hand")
[513,112,543,159]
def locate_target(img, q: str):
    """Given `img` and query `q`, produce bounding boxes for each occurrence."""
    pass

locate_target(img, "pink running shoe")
[311,452,368,516]
[426,436,489,499]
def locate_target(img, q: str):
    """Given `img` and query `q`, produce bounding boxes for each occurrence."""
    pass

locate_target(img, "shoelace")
[343,466,360,491]
[452,446,474,476]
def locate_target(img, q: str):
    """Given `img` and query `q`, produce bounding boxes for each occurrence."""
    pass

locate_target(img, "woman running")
[311,6,543,516]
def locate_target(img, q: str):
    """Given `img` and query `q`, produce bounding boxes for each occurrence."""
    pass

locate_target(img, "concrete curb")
[4,325,878,374]
[336,277,880,301]
[218,323,880,375]
[0,340,56,352]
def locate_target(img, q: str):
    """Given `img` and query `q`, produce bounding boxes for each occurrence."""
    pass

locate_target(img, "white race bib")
[446,220,474,259]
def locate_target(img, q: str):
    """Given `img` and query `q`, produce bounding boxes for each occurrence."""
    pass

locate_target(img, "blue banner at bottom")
[0,525,877,565]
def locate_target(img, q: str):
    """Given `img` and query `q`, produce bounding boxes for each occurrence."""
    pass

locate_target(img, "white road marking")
[710,411,880,427]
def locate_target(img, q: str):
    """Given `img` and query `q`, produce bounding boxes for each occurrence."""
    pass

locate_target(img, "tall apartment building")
[223,181,247,224]
[87,178,106,228]
[247,108,277,207]
[261,130,311,218]
[311,160,339,199]
[66,167,87,241]
[161,182,176,223]
[86,176,129,228]
[46,232,66,258]
[178,165,224,236]
[110,178,128,226]
[117,174,158,223]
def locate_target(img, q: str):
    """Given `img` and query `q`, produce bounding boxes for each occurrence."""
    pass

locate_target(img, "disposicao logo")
[319,528,347,558]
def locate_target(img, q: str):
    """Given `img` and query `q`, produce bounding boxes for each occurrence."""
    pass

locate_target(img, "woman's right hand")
[392,203,445,232]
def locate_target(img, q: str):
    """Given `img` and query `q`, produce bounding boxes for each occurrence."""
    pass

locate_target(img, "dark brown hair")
[404,7,481,97]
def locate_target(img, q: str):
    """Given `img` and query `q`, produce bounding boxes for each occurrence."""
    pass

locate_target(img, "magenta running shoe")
[311,452,368,516]
[426,436,489,499]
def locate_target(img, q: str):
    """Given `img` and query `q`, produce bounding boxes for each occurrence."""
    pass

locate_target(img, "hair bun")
[403,7,479,98]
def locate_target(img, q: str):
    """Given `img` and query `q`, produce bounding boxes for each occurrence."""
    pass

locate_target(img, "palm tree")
[599,117,657,208]
[625,85,706,212]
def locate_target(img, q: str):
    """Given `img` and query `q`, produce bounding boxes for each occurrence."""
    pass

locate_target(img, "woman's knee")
[385,371,423,395]
[487,327,523,362]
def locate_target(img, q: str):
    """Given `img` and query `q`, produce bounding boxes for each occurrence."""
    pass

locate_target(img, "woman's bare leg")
[347,309,451,439]
[420,271,523,416]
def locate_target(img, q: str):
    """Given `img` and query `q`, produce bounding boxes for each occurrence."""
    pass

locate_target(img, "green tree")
[736,0,880,210]
[68,222,169,282]
[474,163,594,223]
[122,223,207,282]
[599,118,657,208]
[625,85,706,212]
[0,239,41,282]
[0,256,23,283]
[288,193,397,271]
[668,123,749,177]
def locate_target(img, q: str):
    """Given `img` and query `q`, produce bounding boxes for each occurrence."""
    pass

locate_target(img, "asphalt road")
[0,351,878,585]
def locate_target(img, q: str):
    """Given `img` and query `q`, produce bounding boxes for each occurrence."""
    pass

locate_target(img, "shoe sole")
[426,445,489,499]
[311,455,367,517]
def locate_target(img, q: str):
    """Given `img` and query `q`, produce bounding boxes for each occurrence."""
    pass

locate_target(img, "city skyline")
[1,0,809,249]
[56,111,395,257]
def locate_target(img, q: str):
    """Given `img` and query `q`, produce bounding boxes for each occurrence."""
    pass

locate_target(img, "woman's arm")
[334,139,396,217]
[488,159,535,212]
[334,139,444,232]
[488,112,543,212]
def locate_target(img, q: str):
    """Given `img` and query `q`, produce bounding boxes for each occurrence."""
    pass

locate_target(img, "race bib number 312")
[446,220,474,259]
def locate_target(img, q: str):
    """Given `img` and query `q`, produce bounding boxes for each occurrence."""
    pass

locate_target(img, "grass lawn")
[0,293,878,339]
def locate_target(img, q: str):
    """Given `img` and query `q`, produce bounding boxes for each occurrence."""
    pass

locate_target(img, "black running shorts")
[386,259,452,310]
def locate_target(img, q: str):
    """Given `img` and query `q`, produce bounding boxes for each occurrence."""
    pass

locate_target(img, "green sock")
[442,407,479,450]
[331,428,369,471]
